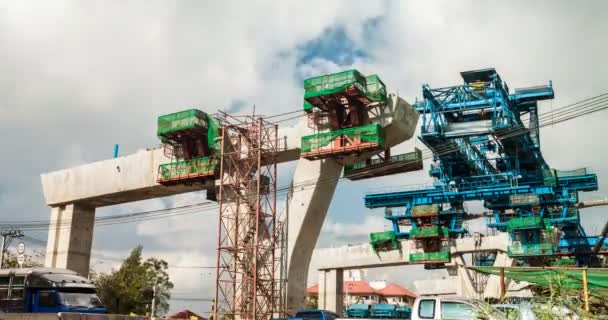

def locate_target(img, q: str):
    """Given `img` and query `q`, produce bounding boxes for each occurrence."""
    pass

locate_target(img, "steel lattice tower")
[213,114,283,320]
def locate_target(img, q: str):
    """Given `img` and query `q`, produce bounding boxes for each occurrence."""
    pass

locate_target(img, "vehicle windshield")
[57,292,103,309]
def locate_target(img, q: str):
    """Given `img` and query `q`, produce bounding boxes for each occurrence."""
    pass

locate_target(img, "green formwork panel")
[304,100,314,113]
[303,69,367,100]
[300,123,385,153]
[370,230,399,252]
[365,75,387,103]
[506,216,543,232]
[207,116,220,152]
[410,251,450,263]
[157,109,208,137]
[508,242,554,257]
[411,204,440,217]
[159,157,217,181]
[542,168,557,187]
[410,226,448,238]
[556,168,588,178]
[553,258,577,266]
[344,148,422,173]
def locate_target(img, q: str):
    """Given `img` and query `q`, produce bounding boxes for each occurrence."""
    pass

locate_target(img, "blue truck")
[0,268,107,314]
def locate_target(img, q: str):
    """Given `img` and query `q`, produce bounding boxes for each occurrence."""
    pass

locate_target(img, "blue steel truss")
[365,68,601,264]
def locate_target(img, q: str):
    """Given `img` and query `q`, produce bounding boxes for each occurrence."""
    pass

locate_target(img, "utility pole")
[150,278,158,319]
[0,230,24,269]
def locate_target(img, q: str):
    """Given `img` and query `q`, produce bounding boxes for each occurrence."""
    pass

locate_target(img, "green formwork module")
[508,242,554,257]
[302,70,388,111]
[304,69,367,100]
[410,251,450,263]
[410,226,449,238]
[370,230,399,252]
[411,204,440,217]
[300,123,385,153]
[506,216,543,232]
[157,109,221,153]
[157,109,207,136]
[159,157,217,181]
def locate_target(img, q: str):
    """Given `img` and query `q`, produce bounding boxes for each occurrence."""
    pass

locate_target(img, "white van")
[411,296,506,320]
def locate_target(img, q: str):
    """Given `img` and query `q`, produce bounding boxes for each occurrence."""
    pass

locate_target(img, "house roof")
[377,284,417,298]
[307,281,414,297]
[308,284,319,294]
[344,281,377,294]
[169,309,207,320]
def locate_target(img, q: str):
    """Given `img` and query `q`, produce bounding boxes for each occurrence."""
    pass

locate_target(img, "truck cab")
[411,296,506,320]
[0,268,107,313]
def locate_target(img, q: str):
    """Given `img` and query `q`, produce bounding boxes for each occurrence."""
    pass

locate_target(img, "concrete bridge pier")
[483,251,515,298]
[44,203,95,277]
[318,268,344,314]
[285,158,343,313]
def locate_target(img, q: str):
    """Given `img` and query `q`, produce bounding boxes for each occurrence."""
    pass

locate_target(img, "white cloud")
[320,215,388,244]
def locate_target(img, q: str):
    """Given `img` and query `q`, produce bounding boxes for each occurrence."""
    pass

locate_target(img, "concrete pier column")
[483,251,514,298]
[285,158,342,313]
[318,269,343,315]
[453,254,477,298]
[45,203,95,277]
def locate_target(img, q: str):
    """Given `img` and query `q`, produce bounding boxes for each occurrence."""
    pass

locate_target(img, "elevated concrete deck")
[41,146,300,207]
[312,233,512,312]
[314,233,508,270]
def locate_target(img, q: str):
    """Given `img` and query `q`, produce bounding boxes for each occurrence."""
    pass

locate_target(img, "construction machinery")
[156,109,221,187]
[365,68,605,267]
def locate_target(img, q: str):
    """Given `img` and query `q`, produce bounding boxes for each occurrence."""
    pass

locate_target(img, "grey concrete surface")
[284,95,420,313]
[318,269,344,315]
[314,233,508,270]
[44,203,95,277]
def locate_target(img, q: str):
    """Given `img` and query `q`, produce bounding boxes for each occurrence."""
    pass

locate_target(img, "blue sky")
[2,0,608,315]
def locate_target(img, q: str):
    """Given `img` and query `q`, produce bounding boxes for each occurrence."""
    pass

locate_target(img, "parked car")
[289,309,340,320]
[411,296,507,320]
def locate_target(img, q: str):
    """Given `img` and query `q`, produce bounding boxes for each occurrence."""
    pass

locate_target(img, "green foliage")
[2,251,44,268]
[304,296,318,310]
[93,246,174,316]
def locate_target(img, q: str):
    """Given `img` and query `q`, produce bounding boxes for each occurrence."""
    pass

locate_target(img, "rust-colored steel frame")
[214,114,282,320]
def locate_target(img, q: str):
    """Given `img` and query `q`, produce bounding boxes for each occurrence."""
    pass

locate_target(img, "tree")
[2,251,44,268]
[93,246,174,316]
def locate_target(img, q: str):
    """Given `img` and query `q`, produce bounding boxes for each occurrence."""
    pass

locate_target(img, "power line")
[170,297,214,302]
[21,234,222,270]
[0,202,218,231]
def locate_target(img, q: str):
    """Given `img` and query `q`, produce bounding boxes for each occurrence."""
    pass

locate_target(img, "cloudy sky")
[2,0,608,315]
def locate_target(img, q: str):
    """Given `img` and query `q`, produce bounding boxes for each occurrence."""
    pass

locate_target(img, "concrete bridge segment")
[40,95,419,314]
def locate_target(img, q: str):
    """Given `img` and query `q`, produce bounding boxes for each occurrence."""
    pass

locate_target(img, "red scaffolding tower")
[213,114,284,320]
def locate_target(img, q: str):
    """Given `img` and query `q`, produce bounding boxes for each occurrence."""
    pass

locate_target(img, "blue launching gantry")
[365,68,603,266]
